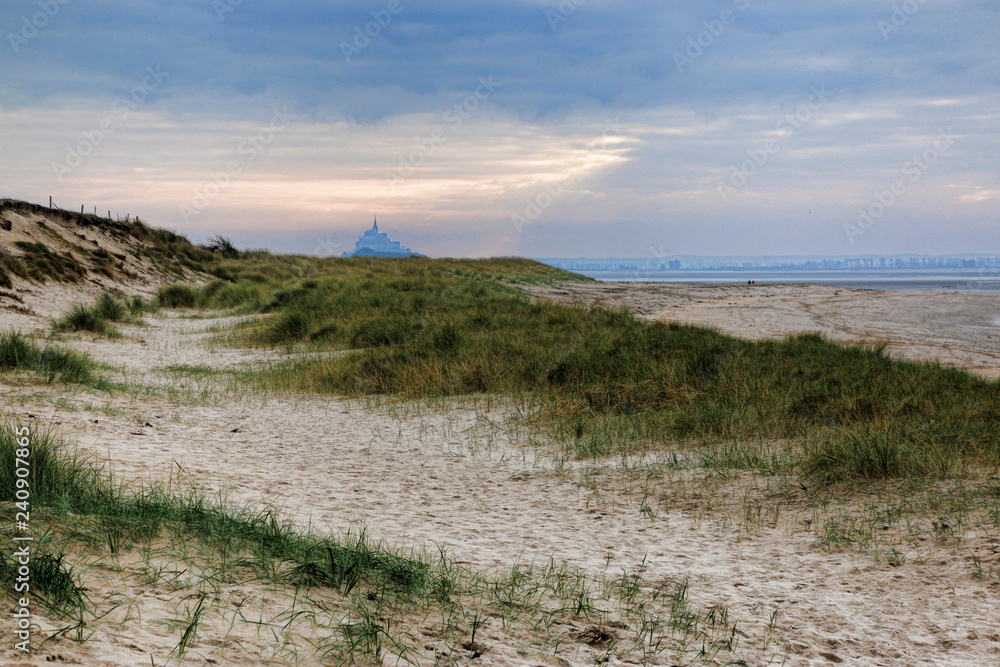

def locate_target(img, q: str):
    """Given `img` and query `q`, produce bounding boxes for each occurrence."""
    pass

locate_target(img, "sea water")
[578,268,1000,293]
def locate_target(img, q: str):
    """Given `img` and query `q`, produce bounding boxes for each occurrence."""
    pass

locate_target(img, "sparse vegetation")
[0,199,222,285]
[52,292,152,337]
[0,248,27,289]
[0,420,761,664]
[198,234,240,259]
[12,241,87,283]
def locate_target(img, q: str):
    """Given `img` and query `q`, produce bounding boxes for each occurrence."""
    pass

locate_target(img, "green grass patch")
[164,364,217,377]
[802,421,959,484]
[127,294,157,317]
[52,292,154,337]
[53,303,118,336]
[93,292,127,321]
[0,330,103,385]
[0,547,85,618]
[0,421,106,508]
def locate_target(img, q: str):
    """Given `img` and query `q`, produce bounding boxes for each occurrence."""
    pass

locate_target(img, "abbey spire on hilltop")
[342,215,424,258]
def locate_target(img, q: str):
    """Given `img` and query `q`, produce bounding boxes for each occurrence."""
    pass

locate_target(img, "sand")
[2,281,1000,665]
[523,282,1000,378]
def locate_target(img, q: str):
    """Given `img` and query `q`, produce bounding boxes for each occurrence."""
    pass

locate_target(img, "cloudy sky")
[2,0,997,258]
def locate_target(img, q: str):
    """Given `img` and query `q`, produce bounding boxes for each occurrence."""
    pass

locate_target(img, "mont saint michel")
[341,216,424,258]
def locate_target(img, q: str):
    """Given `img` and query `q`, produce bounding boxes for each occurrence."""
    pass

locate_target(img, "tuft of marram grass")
[53,303,118,336]
[0,329,102,385]
[0,420,109,509]
[52,292,157,336]
[127,294,157,317]
[94,292,127,322]
[155,284,197,308]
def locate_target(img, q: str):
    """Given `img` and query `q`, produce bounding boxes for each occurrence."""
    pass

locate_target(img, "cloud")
[1,0,998,256]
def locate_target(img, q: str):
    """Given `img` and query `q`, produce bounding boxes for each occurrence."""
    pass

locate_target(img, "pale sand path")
[2,299,1000,664]
[523,283,1000,378]
[10,387,1000,666]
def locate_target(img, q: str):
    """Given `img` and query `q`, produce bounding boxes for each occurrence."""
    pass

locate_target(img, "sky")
[1,0,998,259]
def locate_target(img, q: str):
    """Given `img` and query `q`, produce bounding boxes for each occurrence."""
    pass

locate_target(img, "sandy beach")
[2,281,1000,666]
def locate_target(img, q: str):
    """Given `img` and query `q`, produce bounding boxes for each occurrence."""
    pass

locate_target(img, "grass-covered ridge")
[150,252,1000,483]
[0,198,222,285]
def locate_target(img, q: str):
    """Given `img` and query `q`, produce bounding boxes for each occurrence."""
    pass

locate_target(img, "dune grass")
[11,241,88,283]
[0,420,441,626]
[0,419,761,664]
[0,330,103,386]
[51,293,156,337]
[1,199,222,282]
[0,248,27,289]
[53,304,119,337]
[93,292,127,321]
[154,284,198,308]
[145,254,1000,485]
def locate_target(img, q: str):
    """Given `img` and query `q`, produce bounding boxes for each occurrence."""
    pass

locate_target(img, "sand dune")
[2,285,1000,665]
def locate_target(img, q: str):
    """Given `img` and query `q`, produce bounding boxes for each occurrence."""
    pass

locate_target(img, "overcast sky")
[2,0,997,258]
